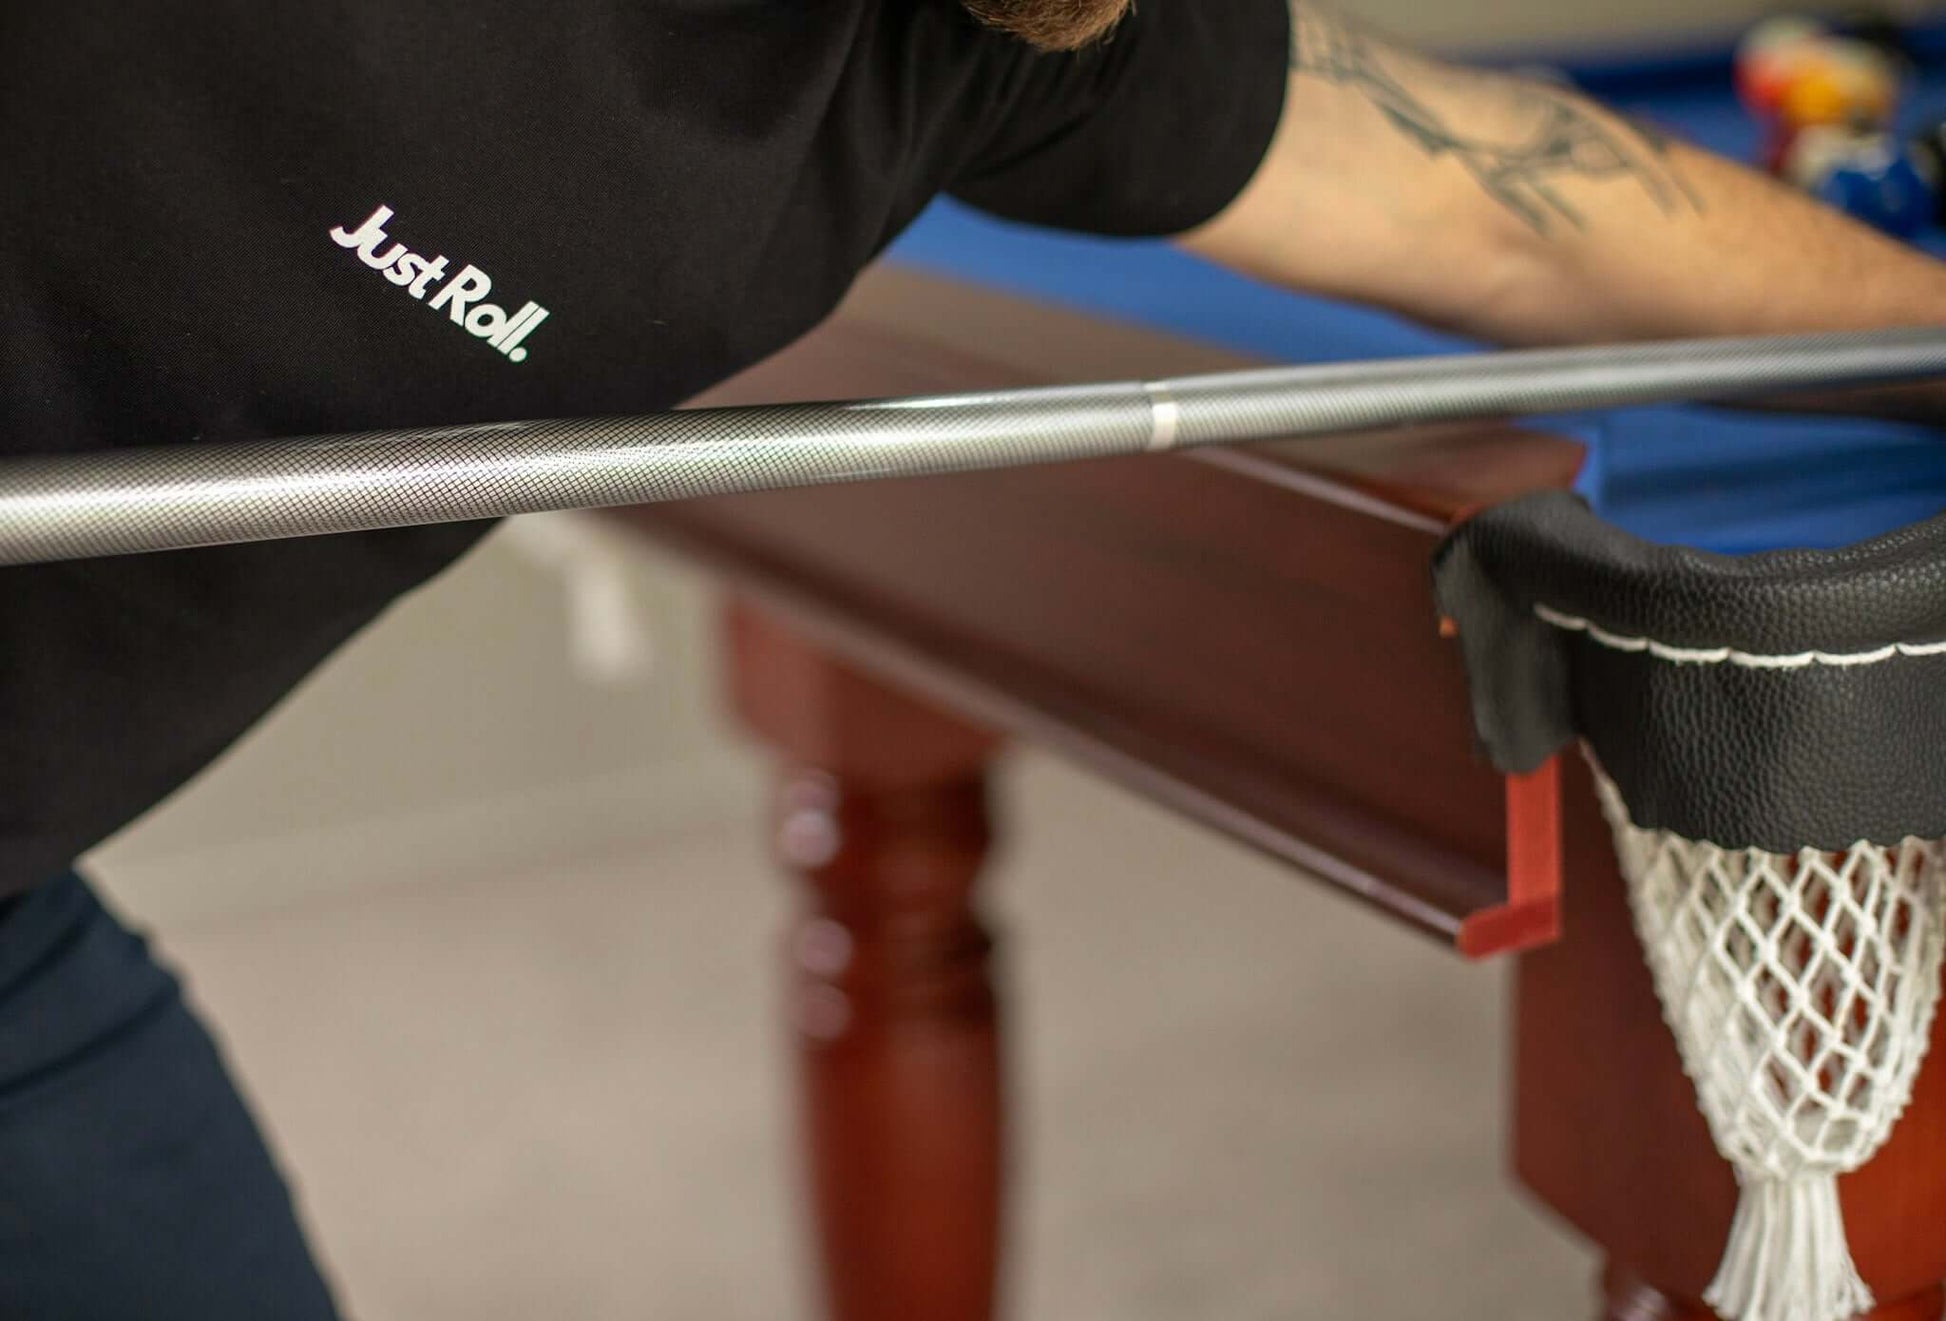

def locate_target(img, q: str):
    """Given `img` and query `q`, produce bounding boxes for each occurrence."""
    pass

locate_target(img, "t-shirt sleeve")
[947,0,1290,237]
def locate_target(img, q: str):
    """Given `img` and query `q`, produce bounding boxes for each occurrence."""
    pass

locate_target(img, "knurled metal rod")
[2,325,1943,565]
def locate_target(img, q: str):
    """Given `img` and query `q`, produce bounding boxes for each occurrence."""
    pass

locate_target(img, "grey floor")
[106,753,1595,1321]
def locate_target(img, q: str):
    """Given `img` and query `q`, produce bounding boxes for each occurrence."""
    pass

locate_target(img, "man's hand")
[1181,4,1946,357]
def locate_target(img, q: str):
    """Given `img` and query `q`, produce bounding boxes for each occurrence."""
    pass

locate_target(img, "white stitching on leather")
[1533,603,1946,670]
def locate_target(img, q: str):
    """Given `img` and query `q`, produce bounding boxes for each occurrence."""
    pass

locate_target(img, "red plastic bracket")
[1456,755,1564,959]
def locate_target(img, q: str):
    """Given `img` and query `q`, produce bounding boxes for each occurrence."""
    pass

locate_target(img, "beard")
[958,0,1134,50]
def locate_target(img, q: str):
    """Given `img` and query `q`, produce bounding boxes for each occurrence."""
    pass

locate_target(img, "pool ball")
[1796,132,1938,238]
[1775,40,1902,132]
[1737,15,1830,116]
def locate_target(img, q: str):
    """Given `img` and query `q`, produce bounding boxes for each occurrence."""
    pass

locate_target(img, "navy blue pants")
[0,872,341,1319]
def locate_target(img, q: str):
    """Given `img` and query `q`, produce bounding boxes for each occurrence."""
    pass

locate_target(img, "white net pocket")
[1594,764,1946,1321]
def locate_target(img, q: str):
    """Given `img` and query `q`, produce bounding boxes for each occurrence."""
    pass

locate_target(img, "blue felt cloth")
[887,23,1946,554]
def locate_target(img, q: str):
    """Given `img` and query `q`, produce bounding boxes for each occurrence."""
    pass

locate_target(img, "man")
[1,0,1941,1315]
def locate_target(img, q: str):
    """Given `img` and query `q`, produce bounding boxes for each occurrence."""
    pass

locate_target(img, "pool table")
[611,23,1946,1321]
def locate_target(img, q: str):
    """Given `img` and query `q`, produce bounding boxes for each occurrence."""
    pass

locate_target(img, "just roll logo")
[328,205,550,363]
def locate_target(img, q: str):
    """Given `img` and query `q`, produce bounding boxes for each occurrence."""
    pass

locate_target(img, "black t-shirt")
[0,0,1287,896]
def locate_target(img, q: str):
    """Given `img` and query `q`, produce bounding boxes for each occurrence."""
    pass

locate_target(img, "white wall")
[1382,0,1937,52]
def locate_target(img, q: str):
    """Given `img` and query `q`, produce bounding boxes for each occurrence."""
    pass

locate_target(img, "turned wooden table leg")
[727,601,1004,1321]
[778,763,1001,1321]
[1601,1265,1944,1321]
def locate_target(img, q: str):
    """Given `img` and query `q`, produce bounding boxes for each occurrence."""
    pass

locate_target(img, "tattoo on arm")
[1289,4,1701,233]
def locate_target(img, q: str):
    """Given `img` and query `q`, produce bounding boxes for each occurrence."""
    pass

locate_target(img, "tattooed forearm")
[1288,4,1700,234]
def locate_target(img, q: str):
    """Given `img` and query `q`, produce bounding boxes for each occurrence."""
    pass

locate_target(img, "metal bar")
[2,325,1943,566]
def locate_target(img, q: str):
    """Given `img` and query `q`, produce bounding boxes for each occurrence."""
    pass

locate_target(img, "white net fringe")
[1592,762,1946,1321]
